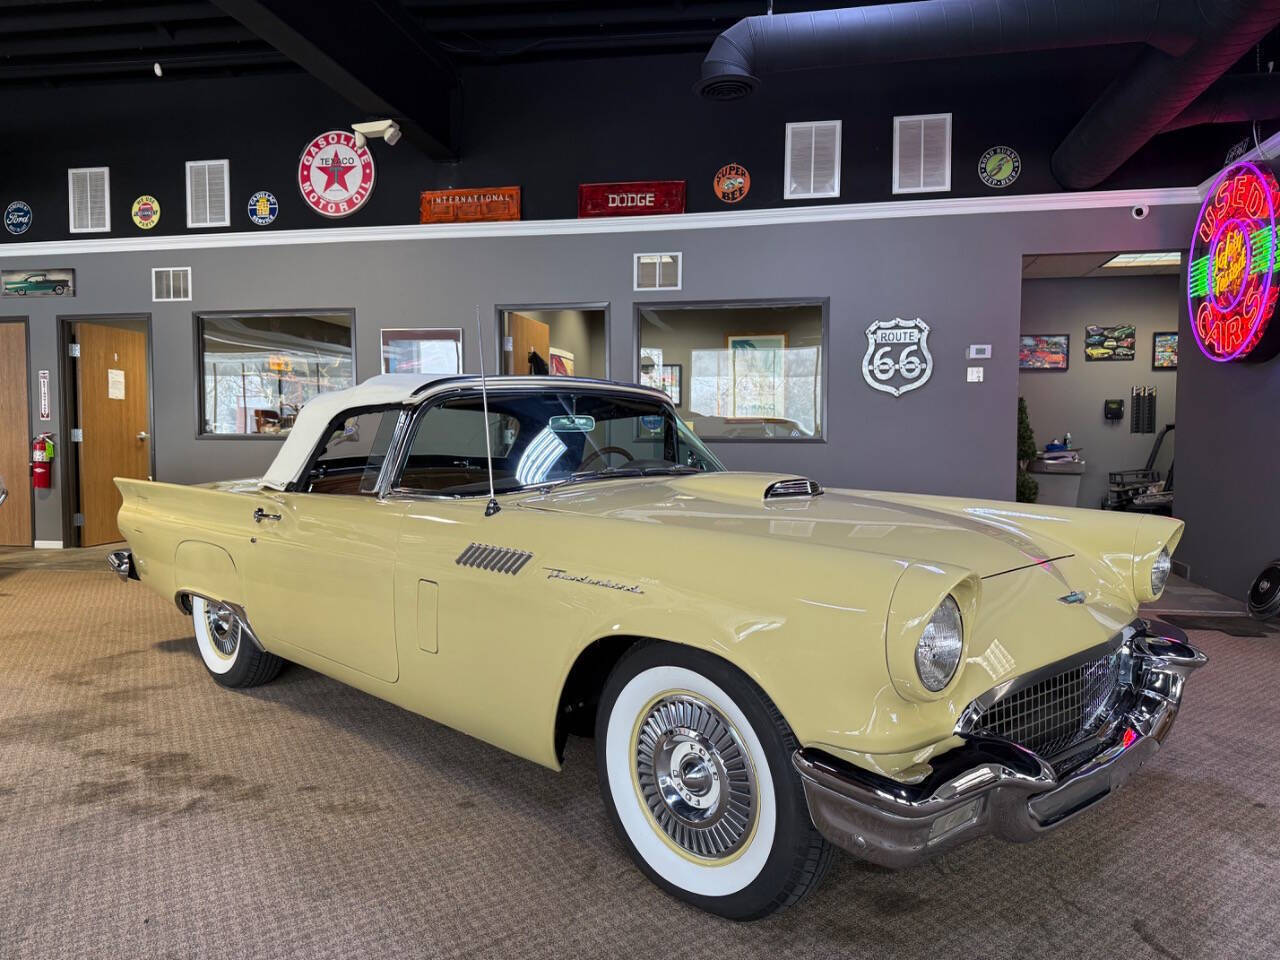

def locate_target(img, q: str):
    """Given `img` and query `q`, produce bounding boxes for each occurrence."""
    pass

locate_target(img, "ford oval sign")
[4,201,32,235]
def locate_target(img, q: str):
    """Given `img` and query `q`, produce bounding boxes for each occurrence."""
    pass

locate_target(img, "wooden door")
[75,322,150,546]
[505,312,550,376]
[0,322,32,546]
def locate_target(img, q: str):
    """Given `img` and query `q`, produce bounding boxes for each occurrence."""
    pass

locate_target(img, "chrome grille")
[970,650,1123,759]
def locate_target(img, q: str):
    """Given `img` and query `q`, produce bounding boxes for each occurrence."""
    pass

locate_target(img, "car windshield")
[395,389,724,497]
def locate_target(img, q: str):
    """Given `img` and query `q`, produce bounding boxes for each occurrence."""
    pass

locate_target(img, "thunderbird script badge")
[862,317,934,397]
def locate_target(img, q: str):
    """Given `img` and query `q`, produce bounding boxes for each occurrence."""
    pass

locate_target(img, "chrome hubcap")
[635,694,756,860]
[205,602,239,658]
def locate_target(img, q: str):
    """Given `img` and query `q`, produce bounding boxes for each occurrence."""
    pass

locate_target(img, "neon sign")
[1188,161,1280,362]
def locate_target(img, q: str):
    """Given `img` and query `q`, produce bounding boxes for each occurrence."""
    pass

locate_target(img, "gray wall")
[8,201,1197,546]
[1019,276,1180,510]
[1175,296,1280,599]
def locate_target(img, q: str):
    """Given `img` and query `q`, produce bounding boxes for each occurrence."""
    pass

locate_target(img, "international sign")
[1188,161,1280,363]
[862,317,933,397]
[577,181,685,218]
[298,131,375,219]
[420,186,521,224]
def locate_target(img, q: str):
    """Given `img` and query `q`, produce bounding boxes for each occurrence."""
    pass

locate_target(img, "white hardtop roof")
[258,373,666,491]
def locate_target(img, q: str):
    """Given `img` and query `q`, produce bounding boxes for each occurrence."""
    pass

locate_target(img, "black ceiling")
[0,0,892,86]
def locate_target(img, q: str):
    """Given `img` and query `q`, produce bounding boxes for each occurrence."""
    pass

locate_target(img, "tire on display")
[595,640,833,920]
[190,595,285,688]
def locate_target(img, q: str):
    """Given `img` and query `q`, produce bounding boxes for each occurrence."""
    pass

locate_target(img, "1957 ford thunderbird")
[109,374,1204,919]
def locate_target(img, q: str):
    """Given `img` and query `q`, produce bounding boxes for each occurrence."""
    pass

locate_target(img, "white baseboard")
[33,540,64,549]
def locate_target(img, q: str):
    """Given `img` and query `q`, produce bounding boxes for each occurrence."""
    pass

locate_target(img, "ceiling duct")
[1161,73,1280,133]
[698,0,1280,189]
[695,0,1198,101]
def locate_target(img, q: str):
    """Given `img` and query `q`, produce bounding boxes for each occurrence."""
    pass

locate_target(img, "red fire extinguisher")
[31,433,55,489]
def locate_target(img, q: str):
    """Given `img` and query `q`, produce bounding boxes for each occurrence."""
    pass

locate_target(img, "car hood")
[516,471,1074,579]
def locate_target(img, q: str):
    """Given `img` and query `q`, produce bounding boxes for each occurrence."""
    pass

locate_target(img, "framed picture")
[2,268,75,298]
[1152,331,1178,370]
[1083,323,1136,361]
[380,328,462,374]
[548,347,575,376]
[1019,334,1069,370]
[727,333,787,418]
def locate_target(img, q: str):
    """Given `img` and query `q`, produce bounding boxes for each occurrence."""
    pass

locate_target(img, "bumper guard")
[794,618,1205,868]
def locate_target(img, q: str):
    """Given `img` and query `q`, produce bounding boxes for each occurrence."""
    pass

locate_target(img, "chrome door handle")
[137,431,149,441]
[253,507,282,523]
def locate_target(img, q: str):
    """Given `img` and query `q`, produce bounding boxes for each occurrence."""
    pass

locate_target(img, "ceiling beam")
[211,0,457,160]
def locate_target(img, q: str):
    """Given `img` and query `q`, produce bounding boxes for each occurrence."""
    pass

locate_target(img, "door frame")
[0,315,34,545]
[493,301,611,379]
[56,313,156,548]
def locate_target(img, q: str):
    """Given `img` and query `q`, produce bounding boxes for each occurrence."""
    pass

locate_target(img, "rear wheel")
[190,596,284,688]
[595,641,832,920]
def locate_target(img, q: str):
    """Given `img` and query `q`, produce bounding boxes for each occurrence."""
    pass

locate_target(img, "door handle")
[253,507,282,523]
[137,431,150,442]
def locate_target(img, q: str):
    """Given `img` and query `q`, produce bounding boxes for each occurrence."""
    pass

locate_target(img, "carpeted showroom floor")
[1,554,1278,960]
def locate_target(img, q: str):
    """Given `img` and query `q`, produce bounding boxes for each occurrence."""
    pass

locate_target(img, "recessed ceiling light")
[1102,251,1181,268]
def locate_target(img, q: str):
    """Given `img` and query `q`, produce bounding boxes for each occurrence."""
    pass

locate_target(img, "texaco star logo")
[298,130,375,218]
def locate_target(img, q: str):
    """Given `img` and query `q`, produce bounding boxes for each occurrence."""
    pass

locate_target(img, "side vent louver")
[456,543,533,575]
[764,478,824,500]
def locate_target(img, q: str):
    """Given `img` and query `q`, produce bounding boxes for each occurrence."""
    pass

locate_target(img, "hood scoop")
[763,478,824,500]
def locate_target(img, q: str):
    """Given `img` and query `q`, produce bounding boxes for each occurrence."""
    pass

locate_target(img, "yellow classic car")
[109,374,1204,920]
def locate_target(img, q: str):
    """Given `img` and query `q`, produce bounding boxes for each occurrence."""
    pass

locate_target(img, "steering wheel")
[579,445,635,470]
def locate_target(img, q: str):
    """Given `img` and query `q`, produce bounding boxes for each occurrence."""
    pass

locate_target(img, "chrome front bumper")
[107,549,139,582]
[794,618,1206,869]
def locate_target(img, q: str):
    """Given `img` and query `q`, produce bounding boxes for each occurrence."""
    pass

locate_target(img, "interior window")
[302,408,401,496]
[394,391,721,496]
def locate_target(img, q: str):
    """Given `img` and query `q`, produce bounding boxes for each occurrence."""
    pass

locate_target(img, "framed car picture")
[1019,334,1069,370]
[380,328,462,375]
[1083,323,1136,361]
[2,268,75,298]
[1152,331,1178,370]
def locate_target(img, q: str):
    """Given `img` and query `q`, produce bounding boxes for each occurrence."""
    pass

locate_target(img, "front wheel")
[595,641,832,920]
[190,596,284,688]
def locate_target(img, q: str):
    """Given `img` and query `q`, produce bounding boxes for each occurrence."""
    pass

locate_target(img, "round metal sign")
[297,131,375,218]
[4,201,32,235]
[248,190,279,226]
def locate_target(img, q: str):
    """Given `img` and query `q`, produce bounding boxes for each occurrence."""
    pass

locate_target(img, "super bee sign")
[1188,161,1280,363]
[862,317,933,396]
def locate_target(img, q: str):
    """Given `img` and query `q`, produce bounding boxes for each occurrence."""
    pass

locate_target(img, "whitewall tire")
[596,642,832,919]
[190,596,284,688]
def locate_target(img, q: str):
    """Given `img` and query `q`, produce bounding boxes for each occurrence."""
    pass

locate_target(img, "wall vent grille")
[186,159,230,228]
[785,121,841,199]
[68,167,110,233]
[456,542,533,575]
[152,266,192,302]
[634,252,681,291]
[893,114,951,194]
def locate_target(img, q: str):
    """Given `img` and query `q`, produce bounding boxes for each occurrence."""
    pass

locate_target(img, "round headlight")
[1151,546,1172,596]
[915,595,963,692]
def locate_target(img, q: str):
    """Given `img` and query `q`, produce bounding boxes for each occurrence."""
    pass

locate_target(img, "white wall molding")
[0,186,1202,259]
[33,540,63,549]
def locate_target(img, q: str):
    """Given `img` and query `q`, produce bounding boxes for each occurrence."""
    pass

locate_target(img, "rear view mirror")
[549,415,596,432]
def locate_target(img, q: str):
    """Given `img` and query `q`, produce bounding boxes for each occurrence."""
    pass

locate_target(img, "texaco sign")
[862,317,933,396]
[298,131,375,218]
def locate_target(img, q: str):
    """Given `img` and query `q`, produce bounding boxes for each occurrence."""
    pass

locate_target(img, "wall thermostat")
[967,344,992,360]
[1104,399,1125,421]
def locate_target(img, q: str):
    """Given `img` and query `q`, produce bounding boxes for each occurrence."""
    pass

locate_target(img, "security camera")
[1131,204,1149,220]
[352,119,401,149]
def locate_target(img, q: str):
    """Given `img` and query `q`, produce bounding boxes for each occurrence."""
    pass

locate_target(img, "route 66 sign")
[862,317,933,396]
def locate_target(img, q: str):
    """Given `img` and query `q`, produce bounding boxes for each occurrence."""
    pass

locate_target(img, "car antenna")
[475,304,501,517]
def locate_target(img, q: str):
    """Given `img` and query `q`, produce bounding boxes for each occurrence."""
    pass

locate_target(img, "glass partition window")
[638,304,823,440]
[394,390,722,497]
[198,312,354,436]
[500,308,606,378]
